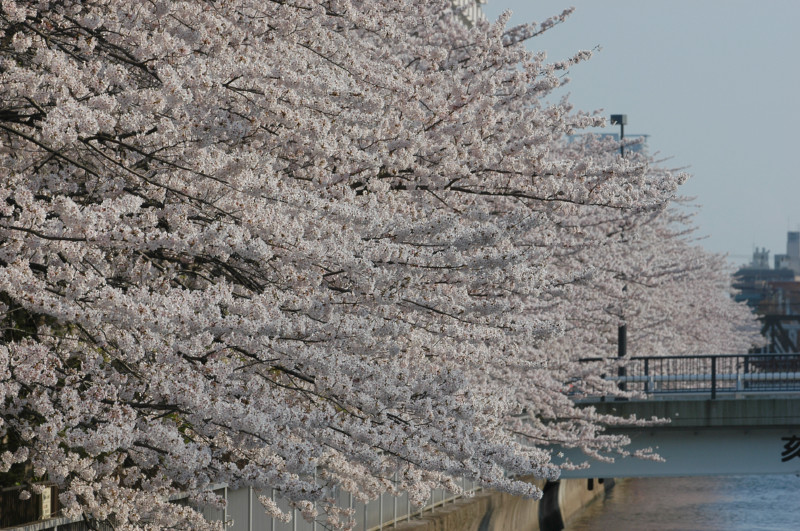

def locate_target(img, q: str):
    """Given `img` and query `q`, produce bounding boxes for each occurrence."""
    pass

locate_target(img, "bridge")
[555,353,800,479]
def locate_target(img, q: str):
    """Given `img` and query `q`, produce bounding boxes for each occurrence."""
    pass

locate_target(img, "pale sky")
[483,1,800,265]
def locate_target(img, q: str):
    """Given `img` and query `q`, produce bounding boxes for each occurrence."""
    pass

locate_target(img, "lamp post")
[610,114,627,158]
[610,114,628,392]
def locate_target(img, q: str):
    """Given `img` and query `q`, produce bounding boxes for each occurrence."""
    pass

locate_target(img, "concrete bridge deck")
[556,395,800,478]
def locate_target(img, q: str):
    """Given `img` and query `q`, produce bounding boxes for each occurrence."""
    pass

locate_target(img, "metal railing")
[581,353,800,399]
[3,478,485,531]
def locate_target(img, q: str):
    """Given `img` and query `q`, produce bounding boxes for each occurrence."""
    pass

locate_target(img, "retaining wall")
[393,477,608,531]
[2,478,609,531]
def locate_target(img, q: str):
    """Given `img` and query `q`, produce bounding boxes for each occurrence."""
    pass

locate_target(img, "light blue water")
[566,475,800,531]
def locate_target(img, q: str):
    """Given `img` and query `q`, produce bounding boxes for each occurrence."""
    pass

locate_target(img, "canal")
[565,475,800,530]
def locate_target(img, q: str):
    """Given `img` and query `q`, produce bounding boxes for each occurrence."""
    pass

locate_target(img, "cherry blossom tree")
[0,0,753,528]
[536,136,760,362]
[497,136,760,465]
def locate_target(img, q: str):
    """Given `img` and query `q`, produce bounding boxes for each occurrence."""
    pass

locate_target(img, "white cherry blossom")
[0,1,757,528]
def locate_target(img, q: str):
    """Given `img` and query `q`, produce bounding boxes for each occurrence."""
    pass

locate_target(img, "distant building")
[452,0,486,26]
[750,247,770,269]
[733,262,795,309]
[734,233,800,353]
[734,237,798,309]
[568,133,651,156]
[774,231,800,272]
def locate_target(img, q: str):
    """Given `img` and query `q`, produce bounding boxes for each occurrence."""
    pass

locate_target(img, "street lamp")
[611,114,628,393]
[610,114,627,158]
[610,113,628,360]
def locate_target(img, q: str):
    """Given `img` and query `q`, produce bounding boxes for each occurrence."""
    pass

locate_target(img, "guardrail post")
[644,358,650,394]
[743,354,749,391]
[711,356,717,400]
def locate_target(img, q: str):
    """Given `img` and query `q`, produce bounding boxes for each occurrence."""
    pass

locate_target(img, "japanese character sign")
[781,435,800,462]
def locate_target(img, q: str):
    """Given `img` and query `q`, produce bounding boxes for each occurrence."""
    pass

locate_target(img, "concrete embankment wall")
[556,477,613,527]
[395,477,609,531]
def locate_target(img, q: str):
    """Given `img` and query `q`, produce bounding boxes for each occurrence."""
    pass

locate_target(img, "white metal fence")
[5,478,485,531]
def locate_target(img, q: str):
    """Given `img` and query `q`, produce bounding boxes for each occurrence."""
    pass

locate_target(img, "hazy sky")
[483,1,800,265]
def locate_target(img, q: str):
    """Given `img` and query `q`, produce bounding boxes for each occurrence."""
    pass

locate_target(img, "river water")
[565,475,800,531]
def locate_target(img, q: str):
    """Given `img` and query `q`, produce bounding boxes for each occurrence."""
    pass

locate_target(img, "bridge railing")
[580,353,800,399]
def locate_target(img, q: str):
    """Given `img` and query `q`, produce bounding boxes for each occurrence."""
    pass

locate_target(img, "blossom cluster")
[0,1,757,528]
